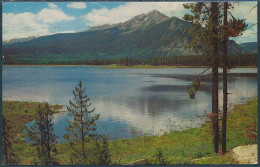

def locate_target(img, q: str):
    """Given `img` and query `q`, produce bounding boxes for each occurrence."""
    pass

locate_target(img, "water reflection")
[2,66,257,141]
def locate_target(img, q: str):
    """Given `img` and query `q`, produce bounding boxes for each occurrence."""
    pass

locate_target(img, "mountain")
[3,35,40,45]
[228,40,247,55]
[3,10,246,64]
[239,42,257,54]
[87,10,169,32]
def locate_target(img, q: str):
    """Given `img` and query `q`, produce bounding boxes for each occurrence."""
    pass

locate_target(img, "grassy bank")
[2,99,257,165]
[3,64,99,67]
[107,98,257,164]
[2,101,63,139]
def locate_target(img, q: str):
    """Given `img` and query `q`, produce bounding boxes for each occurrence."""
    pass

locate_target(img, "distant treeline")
[148,54,257,66]
[3,54,257,66]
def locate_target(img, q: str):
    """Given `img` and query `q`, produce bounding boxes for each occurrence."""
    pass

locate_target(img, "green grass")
[107,98,257,164]
[192,154,237,164]
[2,101,63,143]
[3,64,100,67]
[2,101,63,165]
[2,99,257,165]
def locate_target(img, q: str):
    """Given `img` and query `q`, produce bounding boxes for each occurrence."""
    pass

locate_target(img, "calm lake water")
[2,66,257,142]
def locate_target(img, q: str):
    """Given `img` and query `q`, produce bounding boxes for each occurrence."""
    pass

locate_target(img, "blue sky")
[3,2,257,44]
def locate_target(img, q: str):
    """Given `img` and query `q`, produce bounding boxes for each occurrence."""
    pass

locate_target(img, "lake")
[2,66,257,142]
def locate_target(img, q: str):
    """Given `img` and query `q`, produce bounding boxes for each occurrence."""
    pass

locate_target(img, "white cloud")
[3,12,49,40]
[3,2,257,43]
[48,3,58,9]
[83,2,186,26]
[232,25,257,44]
[3,6,75,40]
[37,8,75,23]
[67,2,86,9]
[232,2,257,24]
[83,2,257,27]
[231,2,257,43]
[83,2,257,43]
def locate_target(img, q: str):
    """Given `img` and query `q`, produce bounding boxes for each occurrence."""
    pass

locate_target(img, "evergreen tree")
[64,81,100,164]
[184,2,248,154]
[210,2,220,154]
[183,2,221,153]
[222,2,228,154]
[220,2,247,154]
[2,116,16,165]
[88,135,112,165]
[96,135,111,165]
[26,103,58,165]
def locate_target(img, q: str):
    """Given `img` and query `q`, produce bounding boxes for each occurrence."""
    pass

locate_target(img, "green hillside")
[3,10,247,65]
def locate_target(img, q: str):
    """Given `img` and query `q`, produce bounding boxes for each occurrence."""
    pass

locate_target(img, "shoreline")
[3,97,257,137]
[108,98,257,164]
[2,64,100,67]
[2,98,257,165]
[2,64,257,69]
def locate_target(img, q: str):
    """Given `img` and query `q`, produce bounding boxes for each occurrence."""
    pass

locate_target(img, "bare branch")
[199,67,211,75]
[249,5,257,13]
[227,11,235,19]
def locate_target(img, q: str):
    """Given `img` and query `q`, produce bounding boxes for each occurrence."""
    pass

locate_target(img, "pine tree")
[26,103,58,165]
[222,2,228,154]
[220,2,247,154]
[64,81,100,164]
[210,2,220,154]
[2,116,16,165]
[184,2,247,154]
[96,135,111,165]
[183,2,221,153]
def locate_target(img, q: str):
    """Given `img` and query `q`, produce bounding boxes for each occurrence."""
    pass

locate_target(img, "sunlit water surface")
[3,66,257,142]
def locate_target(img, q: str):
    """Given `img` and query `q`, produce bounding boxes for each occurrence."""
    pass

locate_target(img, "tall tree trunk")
[79,83,86,159]
[47,107,51,165]
[81,114,86,159]
[222,2,228,154]
[211,2,220,153]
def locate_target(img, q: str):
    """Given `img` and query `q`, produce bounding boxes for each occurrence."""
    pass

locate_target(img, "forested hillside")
[3,10,254,65]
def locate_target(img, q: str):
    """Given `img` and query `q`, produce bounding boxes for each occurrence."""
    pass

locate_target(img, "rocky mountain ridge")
[3,10,251,64]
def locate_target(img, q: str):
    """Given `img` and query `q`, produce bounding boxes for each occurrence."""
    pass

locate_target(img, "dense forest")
[3,53,257,66]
